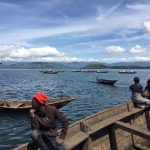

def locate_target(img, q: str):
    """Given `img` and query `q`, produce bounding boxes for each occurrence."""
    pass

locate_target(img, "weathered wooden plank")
[133,143,150,150]
[114,121,150,140]
[65,132,89,150]
[109,125,118,150]
[13,143,28,150]
[145,111,150,131]
[88,108,143,135]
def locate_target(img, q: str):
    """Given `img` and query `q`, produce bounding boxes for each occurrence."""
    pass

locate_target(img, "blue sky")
[0,0,150,62]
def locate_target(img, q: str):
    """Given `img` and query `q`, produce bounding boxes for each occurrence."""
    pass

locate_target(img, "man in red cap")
[29,93,68,150]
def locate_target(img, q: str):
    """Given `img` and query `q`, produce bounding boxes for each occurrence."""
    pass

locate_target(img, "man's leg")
[31,130,49,150]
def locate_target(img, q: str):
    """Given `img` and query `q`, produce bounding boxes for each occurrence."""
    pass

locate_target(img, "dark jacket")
[31,105,69,140]
[129,83,143,93]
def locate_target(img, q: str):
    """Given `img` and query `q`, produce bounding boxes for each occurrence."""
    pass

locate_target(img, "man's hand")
[29,109,36,117]
[55,136,64,145]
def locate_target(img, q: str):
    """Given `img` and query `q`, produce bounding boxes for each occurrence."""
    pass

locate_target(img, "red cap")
[32,93,48,104]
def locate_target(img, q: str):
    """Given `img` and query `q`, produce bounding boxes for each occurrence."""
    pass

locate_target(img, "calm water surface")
[0,69,149,149]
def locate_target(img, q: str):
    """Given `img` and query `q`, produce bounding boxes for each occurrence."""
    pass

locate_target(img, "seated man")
[129,77,150,108]
[29,93,68,150]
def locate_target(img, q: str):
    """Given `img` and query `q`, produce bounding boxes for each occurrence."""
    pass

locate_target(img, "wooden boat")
[97,78,117,85]
[41,70,59,74]
[0,97,75,113]
[119,70,136,74]
[13,101,150,150]
[96,70,108,73]
[72,70,82,72]
[82,70,96,73]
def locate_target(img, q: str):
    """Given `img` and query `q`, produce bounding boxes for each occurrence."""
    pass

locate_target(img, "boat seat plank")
[64,131,89,150]
[114,121,150,140]
[87,108,143,135]
[133,143,150,150]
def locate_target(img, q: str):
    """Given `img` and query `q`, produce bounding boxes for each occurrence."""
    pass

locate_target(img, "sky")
[0,0,150,63]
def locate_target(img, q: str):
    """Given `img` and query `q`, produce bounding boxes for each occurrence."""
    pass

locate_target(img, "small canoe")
[118,70,136,74]
[0,97,75,113]
[82,70,96,73]
[72,70,82,72]
[97,78,117,85]
[41,70,59,74]
[96,70,108,73]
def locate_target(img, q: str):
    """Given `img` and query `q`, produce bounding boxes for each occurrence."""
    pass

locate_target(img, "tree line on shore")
[0,62,150,69]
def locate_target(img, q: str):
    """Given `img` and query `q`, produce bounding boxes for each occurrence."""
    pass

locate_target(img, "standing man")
[29,93,68,150]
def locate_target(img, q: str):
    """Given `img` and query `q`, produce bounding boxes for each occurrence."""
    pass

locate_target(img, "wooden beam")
[88,108,145,135]
[114,121,150,140]
[109,125,118,150]
[133,143,150,150]
[145,111,150,131]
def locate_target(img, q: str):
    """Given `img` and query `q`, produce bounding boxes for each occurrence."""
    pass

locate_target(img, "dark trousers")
[31,130,66,150]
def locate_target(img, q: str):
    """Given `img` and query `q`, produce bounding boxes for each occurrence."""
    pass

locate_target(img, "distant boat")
[72,70,82,72]
[96,78,117,85]
[96,70,108,73]
[0,97,75,113]
[41,70,59,74]
[118,70,136,74]
[82,70,96,73]
[0,60,2,64]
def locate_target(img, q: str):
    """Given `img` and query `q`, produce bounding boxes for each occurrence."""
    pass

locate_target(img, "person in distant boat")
[129,77,150,108]
[144,79,150,100]
[29,93,68,150]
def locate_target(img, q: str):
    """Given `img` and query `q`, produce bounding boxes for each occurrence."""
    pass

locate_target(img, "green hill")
[0,62,72,69]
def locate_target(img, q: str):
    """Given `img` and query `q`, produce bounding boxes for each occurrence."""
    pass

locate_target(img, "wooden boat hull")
[0,97,75,113]
[43,71,59,74]
[118,71,136,74]
[97,78,117,85]
[13,102,150,150]
[40,70,59,74]
[96,71,108,73]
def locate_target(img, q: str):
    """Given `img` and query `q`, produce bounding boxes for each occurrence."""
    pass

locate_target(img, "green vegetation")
[1,62,150,69]
[0,62,72,69]
[83,64,106,69]
[83,64,150,69]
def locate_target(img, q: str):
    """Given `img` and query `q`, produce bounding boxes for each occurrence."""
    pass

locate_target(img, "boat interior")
[13,101,150,150]
[0,100,31,108]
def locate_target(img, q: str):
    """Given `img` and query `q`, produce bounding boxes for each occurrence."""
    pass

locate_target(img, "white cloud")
[99,56,150,63]
[105,46,125,54]
[130,45,145,53]
[0,45,64,59]
[0,44,150,63]
[143,21,150,32]
[126,4,149,10]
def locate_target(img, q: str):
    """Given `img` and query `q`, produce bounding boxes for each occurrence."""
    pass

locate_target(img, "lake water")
[0,69,149,149]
